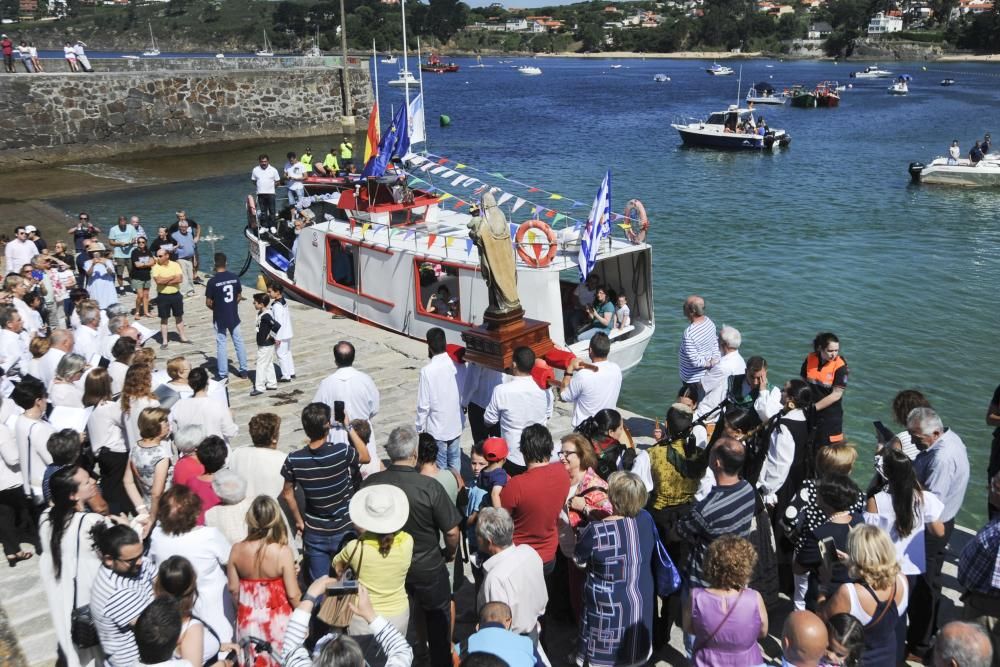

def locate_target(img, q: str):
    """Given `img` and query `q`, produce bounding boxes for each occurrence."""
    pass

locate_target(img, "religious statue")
[468,192,522,319]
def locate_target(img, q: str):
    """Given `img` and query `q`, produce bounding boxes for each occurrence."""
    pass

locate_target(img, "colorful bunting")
[361,223,371,236]
[427,234,438,248]
[549,194,563,200]
[456,163,466,169]
[445,237,455,247]
[437,157,449,164]
[465,238,474,255]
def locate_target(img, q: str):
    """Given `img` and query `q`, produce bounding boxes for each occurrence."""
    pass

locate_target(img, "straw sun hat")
[349,484,409,534]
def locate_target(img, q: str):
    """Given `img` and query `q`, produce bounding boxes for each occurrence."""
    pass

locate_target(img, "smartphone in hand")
[334,400,345,424]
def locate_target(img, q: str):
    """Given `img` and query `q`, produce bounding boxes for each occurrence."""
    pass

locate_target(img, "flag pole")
[417,36,427,156]
[372,39,380,126]
[401,0,410,108]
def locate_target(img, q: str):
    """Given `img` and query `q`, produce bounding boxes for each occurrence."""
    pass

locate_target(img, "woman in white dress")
[49,353,87,409]
[39,466,106,667]
[83,245,117,311]
[149,485,234,646]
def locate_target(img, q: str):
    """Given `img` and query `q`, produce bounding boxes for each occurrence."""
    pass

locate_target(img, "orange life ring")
[246,195,258,228]
[515,220,558,268]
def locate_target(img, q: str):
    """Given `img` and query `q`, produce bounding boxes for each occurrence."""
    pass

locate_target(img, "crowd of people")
[1,215,999,667]
[0,36,92,73]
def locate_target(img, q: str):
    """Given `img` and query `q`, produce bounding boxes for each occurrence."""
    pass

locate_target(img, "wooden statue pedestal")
[461,310,554,372]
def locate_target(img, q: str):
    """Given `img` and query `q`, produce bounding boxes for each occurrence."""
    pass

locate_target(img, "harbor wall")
[0,58,372,169]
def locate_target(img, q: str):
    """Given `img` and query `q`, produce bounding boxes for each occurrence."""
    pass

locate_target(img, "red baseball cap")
[482,437,508,462]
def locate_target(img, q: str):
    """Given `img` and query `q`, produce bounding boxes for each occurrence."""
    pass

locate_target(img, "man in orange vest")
[800,332,848,447]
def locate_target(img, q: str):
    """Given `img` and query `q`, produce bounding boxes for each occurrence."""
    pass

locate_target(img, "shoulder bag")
[318,538,364,628]
[70,513,100,649]
[643,511,682,596]
[691,588,744,656]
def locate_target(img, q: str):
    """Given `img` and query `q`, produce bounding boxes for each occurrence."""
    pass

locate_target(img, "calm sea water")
[50,57,1000,526]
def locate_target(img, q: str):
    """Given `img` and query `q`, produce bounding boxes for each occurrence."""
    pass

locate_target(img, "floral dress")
[129,440,173,505]
[237,577,293,666]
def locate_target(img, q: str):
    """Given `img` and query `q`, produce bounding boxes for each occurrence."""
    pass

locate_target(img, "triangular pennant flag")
[490,172,504,178]
[440,170,456,179]
[427,234,438,248]
[531,206,538,216]
[451,174,466,187]
[497,193,513,206]
[420,162,434,172]
[465,238,474,255]
[528,187,540,193]
[512,198,526,213]
[453,200,465,209]
[553,213,565,224]
[404,229,416,240]
[373,224,386,234]
[388,228,400,237]
[430,166,447,175]
[409,155,427,166]
[445,237,455,247]
[617,223,632,230]
[570,200,584,208]
[549,193,564,200]
[437,157,449,164]
[545,209,556,218]
[438,193,453,201]
[361,223,371,236]
[456,163,466,169]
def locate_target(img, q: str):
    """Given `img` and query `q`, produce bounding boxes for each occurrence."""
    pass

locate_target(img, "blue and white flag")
[578,170,611,281]
[408,93,426,146]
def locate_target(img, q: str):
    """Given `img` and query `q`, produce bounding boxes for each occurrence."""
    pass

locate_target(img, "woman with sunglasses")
[130,236,154,318]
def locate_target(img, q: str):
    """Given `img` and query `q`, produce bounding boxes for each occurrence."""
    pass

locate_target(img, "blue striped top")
[281,441,359,534]
[678,317,719,383]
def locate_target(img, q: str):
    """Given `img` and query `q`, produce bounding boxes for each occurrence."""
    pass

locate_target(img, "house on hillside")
[954,0,994,14]
[807,21,833,38]
[867,11,903,34]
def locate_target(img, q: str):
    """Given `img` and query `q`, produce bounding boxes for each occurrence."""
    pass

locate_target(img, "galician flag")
[364,101,380,163]
[408,93,426,146]
[578,170,612,282]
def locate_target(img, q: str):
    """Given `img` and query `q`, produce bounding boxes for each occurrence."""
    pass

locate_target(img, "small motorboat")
[215,53,225,59]
[706,62,735,76]
[940,78,956,86]
[653,73,670,82]
[851,65,893,79]
[746,82,785,105]
[610,64,622,69]
[888,74,911,95]
[388,69,418,87]
[381,53,398,64]
[672,105,791,151]
[421,53,459,73]
[518,66,542,76]
[814,81,841,107]
[909,153,1000,186]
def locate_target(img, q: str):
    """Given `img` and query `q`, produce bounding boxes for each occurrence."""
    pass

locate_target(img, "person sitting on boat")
[577,285,615,343]
[948,140,961,165]
[983,133,992,155]
[426,285,458,319]
[314,147,340,176]
[970,141,984,166]
[565,273,600,342]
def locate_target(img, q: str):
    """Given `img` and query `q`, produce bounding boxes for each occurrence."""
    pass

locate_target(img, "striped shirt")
[678,316,719,383]
[676,479,755,587]
[90,561,155,667]
[281,441,359,534]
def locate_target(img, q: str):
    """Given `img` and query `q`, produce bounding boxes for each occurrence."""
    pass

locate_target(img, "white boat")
[470,55,485,68]
[850,65,893,79]
[672,105,791,151]
[142,21,160,57]
[215,53,225,59]
[256,30,274,57]
[121,55,140,60]
[888,75,910,95]
[909,154,1000,186]
[706,62,735,76]
[242,170,655,372]
[653,73,670,82]
[381,53,398,64]
[518,66,542,76]
[388,69,418,87]
[746,82,786,105]
[610,64,622,69]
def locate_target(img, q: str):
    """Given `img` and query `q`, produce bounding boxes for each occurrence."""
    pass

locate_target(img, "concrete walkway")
[0,289,973,666]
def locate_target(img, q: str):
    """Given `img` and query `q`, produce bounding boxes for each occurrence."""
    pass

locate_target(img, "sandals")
[7,552,32,567]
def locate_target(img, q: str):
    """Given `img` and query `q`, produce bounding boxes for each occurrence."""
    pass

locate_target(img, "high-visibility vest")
[340,142,353,160]
[803,352,846,390]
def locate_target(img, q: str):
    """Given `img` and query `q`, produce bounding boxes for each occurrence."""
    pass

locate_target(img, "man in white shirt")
[73,304,102,363]
[4,227,38,277]
[483,347,552,472]
[39,328,73,388]
[312,340,380,474]
[251,154,281,224]
[0,308,29,382]
[559,332,622,427]
[694,325,746,422]
[415,327,464,471]
[476,507,548,637]
[284,151,306,207]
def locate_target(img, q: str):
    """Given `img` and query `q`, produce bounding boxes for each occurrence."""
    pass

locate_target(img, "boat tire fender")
[515,220,559,268]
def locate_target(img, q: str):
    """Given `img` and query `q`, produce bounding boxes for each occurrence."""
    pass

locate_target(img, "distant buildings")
[867,11,903,34]
[807,21,833,38]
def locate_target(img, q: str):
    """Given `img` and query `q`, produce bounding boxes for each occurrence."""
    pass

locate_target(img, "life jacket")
[803,352,846,391]
[301,153,313,173]
[340,142,353,160]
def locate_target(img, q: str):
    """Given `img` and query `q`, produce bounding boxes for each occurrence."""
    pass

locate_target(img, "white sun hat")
[349,484,410,534]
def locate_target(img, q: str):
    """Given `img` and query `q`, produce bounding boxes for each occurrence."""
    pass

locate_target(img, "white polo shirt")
[560,359,622,427]
[483,375,552,466]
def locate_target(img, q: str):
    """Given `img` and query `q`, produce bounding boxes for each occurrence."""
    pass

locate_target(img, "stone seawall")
[0,59,371,169]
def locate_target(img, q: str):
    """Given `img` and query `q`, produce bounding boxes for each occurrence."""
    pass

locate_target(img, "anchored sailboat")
[256,30,274,57]
[142,21,160,57]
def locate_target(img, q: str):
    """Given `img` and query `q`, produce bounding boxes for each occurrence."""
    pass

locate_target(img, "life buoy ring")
[515,220,558,268]
[623,199,649,244]
[246,195,258,228]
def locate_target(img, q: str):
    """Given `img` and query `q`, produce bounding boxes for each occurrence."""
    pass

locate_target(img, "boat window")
[707,112,726,124]
[414,259,467,324]
[327,238,359,292]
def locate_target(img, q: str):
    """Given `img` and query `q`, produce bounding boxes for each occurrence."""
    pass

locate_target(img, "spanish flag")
[364,102,380,164]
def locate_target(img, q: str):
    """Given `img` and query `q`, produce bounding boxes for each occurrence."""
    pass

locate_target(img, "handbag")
[692,588,743,656]
[645,511,682,597]
[70,514,100,649]
[317,539,364,628]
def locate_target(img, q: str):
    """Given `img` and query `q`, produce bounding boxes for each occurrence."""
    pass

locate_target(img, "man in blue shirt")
[204,253,248,381]
[170,220,196,296]
[107,216,138,292]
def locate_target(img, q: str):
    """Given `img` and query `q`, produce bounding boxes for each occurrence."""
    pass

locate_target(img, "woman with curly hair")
[683,535,767,666]
[817,524,908,667]
[120,363,159,450]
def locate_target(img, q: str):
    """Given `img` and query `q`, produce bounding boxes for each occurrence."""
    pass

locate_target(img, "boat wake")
[59,163,161,185]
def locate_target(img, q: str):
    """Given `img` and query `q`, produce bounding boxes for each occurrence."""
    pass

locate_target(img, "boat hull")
[909,159,1000,187]
[746,97,786,105]
[672,125,789,151]
[790,94,817,108]
[816,94,840,107]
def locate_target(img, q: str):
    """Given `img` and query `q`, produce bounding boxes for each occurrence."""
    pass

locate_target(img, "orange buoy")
[514,220,558,268]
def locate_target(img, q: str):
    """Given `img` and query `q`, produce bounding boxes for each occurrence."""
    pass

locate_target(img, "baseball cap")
[24,225,36,233]
[482,437,508,462]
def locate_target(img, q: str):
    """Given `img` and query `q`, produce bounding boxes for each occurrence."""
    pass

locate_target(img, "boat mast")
[401,0,411,106]
[417,36,427,156]
[736,65,742,107]
[372,38,380,118]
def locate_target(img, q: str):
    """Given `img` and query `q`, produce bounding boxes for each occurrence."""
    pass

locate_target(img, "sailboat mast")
[417,36,427,156]
[401,0,410,105]
[372,39,380,118]
[736,65,742,108]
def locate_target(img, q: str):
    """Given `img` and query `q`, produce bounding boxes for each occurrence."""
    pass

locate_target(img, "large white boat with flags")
[243,104,655,370]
